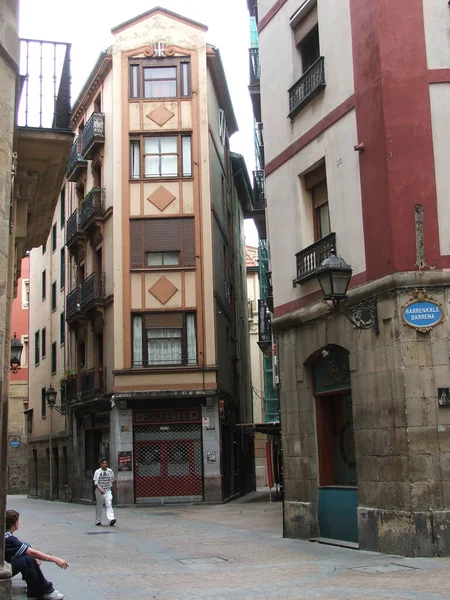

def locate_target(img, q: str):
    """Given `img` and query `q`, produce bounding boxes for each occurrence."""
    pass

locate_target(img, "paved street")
[6,492,450,600]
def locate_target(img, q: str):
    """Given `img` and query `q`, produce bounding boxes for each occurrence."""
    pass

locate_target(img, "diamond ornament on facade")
[147,105,175,127]
[147,186,176,212]
[149,276,178,305]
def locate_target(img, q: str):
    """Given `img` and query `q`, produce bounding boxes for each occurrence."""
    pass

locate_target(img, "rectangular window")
[60,248,65,290]
[41,328,46,359]
[60,186,65,228]
[42,244,46,254]
[42,270,46,301]
[21,335,28,368]
[130,135,192,180]
[305,163,330,241]
[51,281,57,312]
[52,223,57,252]
[292,4,320,73]
[132,312,197,367]
[41,388,46,419]
[147,251,179,266]
[34,331,40,365]
[130,218,195,268]
[129,58,191,100]
[51,342,57,374]
[60,312,65,346]
[22,279,30,308]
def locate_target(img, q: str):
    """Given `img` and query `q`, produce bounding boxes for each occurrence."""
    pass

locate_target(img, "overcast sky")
[19,0,259,247]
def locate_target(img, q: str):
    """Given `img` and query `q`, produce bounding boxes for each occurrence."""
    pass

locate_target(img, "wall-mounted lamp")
[45,384,64,413]
[10,333,23,373]
[317,250,379,334]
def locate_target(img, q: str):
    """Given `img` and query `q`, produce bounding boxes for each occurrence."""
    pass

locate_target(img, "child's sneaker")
[44,590,64,600]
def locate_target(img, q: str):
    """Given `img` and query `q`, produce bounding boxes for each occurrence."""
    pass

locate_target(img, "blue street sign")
[402,300,443,330]
[10,438,21,448]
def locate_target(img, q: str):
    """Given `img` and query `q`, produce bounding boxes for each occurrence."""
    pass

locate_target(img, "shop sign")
[401,289,444,333]
[133,408,201,425]
[118,451,132,472]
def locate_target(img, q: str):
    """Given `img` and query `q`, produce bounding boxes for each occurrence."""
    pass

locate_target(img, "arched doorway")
[313,346,358,543]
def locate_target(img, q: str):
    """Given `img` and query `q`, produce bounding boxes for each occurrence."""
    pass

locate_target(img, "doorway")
[314,347,358,543]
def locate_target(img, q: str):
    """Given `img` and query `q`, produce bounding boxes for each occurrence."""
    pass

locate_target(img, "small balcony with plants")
[288,56,325,119]
[81,112,105,160]
[294,232,336,285]
[80,367,106,402]
[66,137,88,182]
[78,187,106,232]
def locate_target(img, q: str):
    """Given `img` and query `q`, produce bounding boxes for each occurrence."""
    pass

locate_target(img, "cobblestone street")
[6,492,450,600]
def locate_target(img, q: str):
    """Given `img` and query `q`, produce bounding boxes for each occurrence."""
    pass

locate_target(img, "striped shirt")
[4,532,30,563]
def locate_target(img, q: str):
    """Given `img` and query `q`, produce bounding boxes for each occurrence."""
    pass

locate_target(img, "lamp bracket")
[328,297,379,335]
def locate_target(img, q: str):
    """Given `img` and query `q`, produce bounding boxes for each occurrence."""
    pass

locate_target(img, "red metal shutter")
[182,218,195,266]
[130,220,144,267]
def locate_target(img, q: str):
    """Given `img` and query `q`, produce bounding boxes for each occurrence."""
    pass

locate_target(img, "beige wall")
[423,0,450,69]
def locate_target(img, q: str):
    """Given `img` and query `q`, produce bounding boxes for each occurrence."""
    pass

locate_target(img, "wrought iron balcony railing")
[249,48,260,87]
[258,299,272,343]
[65,209,81,248]
[247,0,258,21]
[79,187,105,230]
[294,232,336,284]
[288,56,325,119]
[66,138,87,181]
[66,287,80,322]
[18,39,71,130]
[63,375,79,404]
[80,368,105,401]
[80,272,105,310]
[81,112,105,159]
[252,170,265,210]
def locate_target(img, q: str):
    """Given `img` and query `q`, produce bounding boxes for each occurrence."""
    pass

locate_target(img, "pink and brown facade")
[28,7,253,505]
[256,0,450,555]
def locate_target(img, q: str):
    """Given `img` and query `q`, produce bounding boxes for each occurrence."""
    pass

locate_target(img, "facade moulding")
[272,269,450,332]
[428,69,450,83]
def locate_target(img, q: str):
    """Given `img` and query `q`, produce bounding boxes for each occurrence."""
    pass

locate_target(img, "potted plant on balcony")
[59,368,75,392]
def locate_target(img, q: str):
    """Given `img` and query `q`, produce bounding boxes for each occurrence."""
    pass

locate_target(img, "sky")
[19,0,259,247]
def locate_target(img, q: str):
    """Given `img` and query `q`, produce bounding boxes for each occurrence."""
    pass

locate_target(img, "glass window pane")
[147,328,182,365]
[145,80,176,98]
[144,67,176,80]
[160,137,177,153]
[186,314,197,365]
[144,138,159,154]
[164,252,179,265]
[130,140,140,178]
[318,203,330,238]
[161,155,178,177]
[181,63,189,96]
[145,155,160,177]
[130,65,139,98]
[182,136,192,177]
[147,252,163,266]
[133,316,143,366]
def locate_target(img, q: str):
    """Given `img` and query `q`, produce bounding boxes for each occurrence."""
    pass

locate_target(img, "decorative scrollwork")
[165,46,176,56]
[339,298,379,335]
[144,47,154,57]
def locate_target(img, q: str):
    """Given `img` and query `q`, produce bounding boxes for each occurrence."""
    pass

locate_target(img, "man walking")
[93,459,116,527]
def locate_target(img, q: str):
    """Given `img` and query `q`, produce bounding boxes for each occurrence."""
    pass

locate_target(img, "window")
[42,270,46,300]
[21,335,28,368]
[51,342,57,374]
[42,244,46,254]
[299,25,320,72]
[22,279,30,308]
[60,312,65,346]
[51,281,57,312]
[304,163,330,241]
[129,58,191,99]
[60,248,65,290]
[41,328,46,359]
[41,388,46,419]
[129,135,192,180]
[34,331,40,366]
[292,2,320,73]
[147,251,179,266]
[130,218,195,268]
[132,312,197,367]
[60,186,65,228]
[52,223,57,252]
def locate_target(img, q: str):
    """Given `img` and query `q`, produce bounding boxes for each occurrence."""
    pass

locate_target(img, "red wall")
[11,256,29,382]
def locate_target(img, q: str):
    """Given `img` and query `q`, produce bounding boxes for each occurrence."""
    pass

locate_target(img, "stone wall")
[27,435,72,502]
[8,380,28,493]
[276,282,450,556]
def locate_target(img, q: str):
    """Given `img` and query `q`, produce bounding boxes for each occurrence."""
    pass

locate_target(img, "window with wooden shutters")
[304,163,330,241]
[130,218,195,268]
[132,312,197,367]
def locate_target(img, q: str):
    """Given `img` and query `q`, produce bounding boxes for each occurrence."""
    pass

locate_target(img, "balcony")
[79,187,105,231]
[249,47,261,122]
[288,56,325,119]
[14,39,73,272]
[65,209,83,250]
[252,170,265,211]
[247,0,258,21]
[81,112,105,160]
[80,272,105,312]
[258,299,272,357]
[62,369,105,407]
[66,137,87,181]
[66,286,81,325]
[294,232,336,285]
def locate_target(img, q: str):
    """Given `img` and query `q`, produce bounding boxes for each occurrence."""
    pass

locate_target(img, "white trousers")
[95,489,115,524]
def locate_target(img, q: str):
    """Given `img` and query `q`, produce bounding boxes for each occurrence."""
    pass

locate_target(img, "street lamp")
[10,333,23,373]
[45,384,63,413]
[317,250,379,334]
